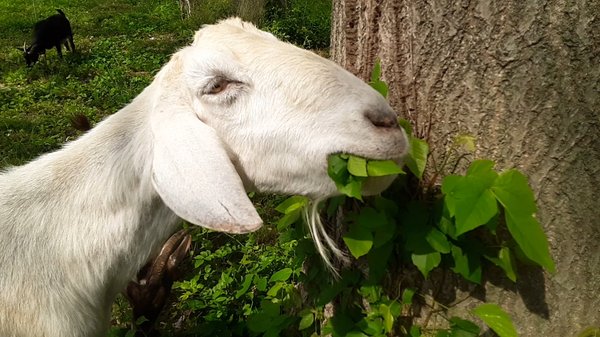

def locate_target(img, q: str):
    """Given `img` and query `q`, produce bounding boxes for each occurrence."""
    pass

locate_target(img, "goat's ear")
[151,105,263,234]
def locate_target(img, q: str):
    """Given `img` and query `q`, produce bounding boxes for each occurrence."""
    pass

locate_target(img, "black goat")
[20,9,75,66]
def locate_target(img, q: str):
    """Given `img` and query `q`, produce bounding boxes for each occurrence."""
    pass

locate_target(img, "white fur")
[0,18,407,337]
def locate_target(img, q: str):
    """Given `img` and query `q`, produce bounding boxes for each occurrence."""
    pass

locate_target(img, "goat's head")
[149,18,408,235]
[17,42,39,67]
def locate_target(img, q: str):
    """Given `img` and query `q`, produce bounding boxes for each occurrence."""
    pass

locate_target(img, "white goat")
[0,18,407,337]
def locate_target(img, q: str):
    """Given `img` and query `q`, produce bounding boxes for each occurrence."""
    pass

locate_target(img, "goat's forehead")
[192,17,277,47]
[188,18,359,90]
[191,27,342,75]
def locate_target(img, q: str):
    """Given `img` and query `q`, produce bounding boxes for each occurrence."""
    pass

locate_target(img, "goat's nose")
[365,110,399,128]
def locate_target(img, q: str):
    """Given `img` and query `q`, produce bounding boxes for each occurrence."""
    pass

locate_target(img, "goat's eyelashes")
[199,77,246,105]
[203,77,243,96]
[205,78,230,95]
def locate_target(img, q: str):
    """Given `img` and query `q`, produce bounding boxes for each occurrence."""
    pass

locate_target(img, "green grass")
[0,0,237,167]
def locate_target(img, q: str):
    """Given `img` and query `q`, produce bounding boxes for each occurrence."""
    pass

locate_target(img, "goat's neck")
[65,87,181,291]
[3,84,180,312]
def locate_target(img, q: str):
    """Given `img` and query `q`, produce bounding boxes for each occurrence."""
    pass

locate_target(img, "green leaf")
[577,327,600,337]
[411,251,441,278]
[298,311,314,330]
[337,176,364,200]
[491,169,537,214]
[348,155,368,177]
[437,202,458,239]
[398,118,413,135]
[390,300,402,317]
[402,203,434,254]
[410,326,422,337]
[267,282,284,297]
[492,170,555,272]
[275,196,308,214]
[374,196,399,216]
[487,247,518,282]
[454,134,476,153]
[369,60,388,97]
[367,242,393,282]
[505,214,554,272]
[441,175,462,217]
[356,208,394,247]
[467,159,496,176]
[261,299,281,317]
[316,283,344,306]
[328,153,402,199]
[255,276,267,292]
[373,225,396,248]
[367,159,405,176]
[277,211,302,230]
[405,136,429,179]
[356,207,387,229]
[451,245,482,284]
[498,247,517,282]
[347,331,369,337]
[472,303,518,337]
[444,160,499,235]
[235,273,255,298]
[435,331,450,337]
[247,312,271,332]
[426,227,452,254]
[328,154,350,184]
[135,316,149,325]
[356,317,384,336]
[359,285,382,302]
[269,268,293,283]
[449,317,480,337]
[370,80,389,98]
[380,303,394,333]
[276,196,307,229]
[371,60,382,83]
[343,224,374,258]
[401,288,416,305]
[108,328,130,337]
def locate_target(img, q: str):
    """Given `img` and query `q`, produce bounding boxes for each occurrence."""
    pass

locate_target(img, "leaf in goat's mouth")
[327,154,405,200]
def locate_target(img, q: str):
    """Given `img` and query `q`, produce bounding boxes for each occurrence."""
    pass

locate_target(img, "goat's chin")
[309,174,398,200]
[361,175,398,196]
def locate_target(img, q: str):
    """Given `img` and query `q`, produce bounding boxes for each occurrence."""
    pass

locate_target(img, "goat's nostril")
[365,110,399,128]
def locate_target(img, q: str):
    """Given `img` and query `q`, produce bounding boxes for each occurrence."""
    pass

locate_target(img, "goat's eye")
[206,78,229,95]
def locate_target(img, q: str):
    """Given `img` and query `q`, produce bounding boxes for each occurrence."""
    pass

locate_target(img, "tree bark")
[236,0,267,24]
[331,0,600,335]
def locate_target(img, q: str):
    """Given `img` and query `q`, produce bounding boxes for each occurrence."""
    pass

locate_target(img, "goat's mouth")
[324,151,406,197]
[327,150,405,164]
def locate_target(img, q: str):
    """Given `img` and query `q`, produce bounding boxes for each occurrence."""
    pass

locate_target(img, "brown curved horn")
[166,233,192,276]
[145,229,190,285]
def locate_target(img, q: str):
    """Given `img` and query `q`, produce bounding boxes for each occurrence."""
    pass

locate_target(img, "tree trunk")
[331,0,600,335]
[236,0,267,24]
